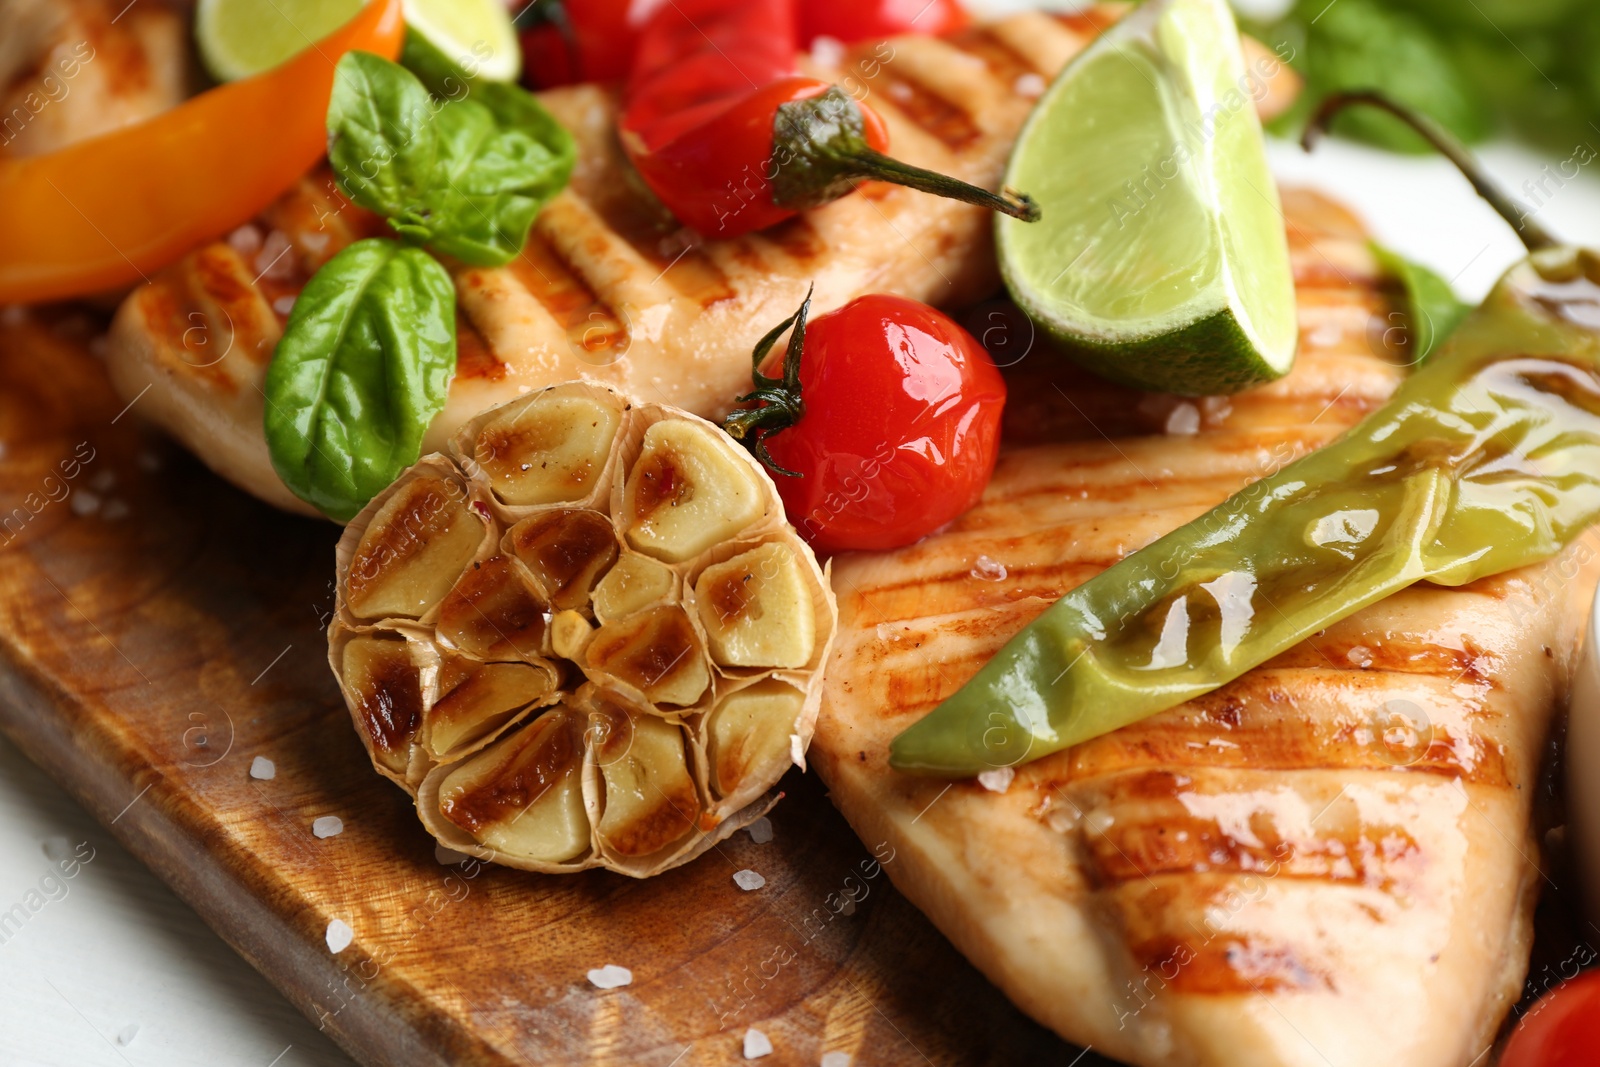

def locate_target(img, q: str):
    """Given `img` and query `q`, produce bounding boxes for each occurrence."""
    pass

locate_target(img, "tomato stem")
[1301,91,1558,254]
[722,286,813,478]
[771,87,1040,222]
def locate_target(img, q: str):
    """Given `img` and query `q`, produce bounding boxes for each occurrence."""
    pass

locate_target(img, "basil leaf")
[1371,242,1471,366]
[419,88,574,265]
[327,50,574,266]
[264,239,457,522]
[327,51,442,237]
[1265,0,1492,152]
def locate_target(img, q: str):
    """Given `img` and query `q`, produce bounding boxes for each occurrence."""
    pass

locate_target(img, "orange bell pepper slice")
[0,0,405,305]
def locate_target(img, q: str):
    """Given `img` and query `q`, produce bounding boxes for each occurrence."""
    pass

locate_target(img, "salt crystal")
[1013,73,1047,98]
[301,231,330,255]
[733,869,766,892]
[102,500,130,521]
[1347,645,1374,668]
[1084,809,1115,835]
[888,81,913,102]
[1308,324,1343,348]
[1045,807,1078,834]
[272,295,297,316]
[255,231,296,281]
[821,1054,852,1067]
[810,34,845,68]
[325,918,353,953]
[587,964,632,989]
[838,896,856,916]
[875,623,901,643]
[313,816,344,839]
[249,756,276,780]
[1200,396,1233,423]
[746,817,774,845]
[115,1024,139,1046]
[743,1029,773,1059]
[976,766,1015,794]
[435,844,470,865]
[41,836,74,861]
[88,469,115,492]
[227,224,263,256]
[1165,402,1201,436]
[970,555,1007,582]
[70,490,102,517]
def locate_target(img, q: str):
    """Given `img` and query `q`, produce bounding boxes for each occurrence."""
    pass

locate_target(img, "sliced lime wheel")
[196,0,520,84]
[998,0,1298,395]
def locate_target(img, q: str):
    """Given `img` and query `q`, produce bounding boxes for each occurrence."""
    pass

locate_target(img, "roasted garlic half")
[329,382,837,877]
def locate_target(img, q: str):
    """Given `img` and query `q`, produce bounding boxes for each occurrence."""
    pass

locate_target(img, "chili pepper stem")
[770,86,1041,223]
[1301,90,1559,254]
[722,286,814,478]
[837,147,1040,221]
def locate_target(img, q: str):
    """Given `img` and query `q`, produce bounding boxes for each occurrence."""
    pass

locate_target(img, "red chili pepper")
[1501,970,1600,1067]
[516,0,637,89]
[619,0,1037,238]
[723,290,1006,554]
[800,0,971,45]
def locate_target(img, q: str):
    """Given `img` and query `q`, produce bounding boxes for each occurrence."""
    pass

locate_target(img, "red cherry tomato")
[728,294,1005,555]
[800,0,971,45]
[518,0,637,89]
[1502,970,1600,1067]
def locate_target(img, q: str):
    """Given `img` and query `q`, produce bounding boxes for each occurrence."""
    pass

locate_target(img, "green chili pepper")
[890,92,1600,777]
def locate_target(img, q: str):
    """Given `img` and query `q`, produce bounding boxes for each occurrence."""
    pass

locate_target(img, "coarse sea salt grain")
[747,817,774,844]
[810,34,845,68]
[1165,402,1201,436]
[977,766,1015,794]
[733,869,766,892]
[587,964,632,990]
[743,1028,773,1059]
[821,1053,852,1067]
[1014,72,1047,98]
[249,756,276,780]
[313,816,344,839]
[227,224,263,256]
[70,490,102,517]
[115,1024,139,1047]
[273,295,297,316]
[970,555,1007,582]
[326,918,353,953]
[435,844,471,866]
[41,836,73,862]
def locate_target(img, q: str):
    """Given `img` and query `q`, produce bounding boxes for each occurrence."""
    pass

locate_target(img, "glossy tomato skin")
[800,0,971,44]
[760,295,1005,555]
[1502,970,1600,1067]
[519,0,636,89]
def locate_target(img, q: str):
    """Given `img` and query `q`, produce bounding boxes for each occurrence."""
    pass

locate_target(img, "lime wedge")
[196,0,520,83]
[196,0,364,82]
[998,0,1298,395]
[402,0,521,82]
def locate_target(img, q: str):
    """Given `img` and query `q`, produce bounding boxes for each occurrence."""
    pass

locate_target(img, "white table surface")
[4,6,1600,1063]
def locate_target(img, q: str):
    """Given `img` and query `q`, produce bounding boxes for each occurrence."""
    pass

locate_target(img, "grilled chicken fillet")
[811,190,1598,1067]
[102,9,1298,516]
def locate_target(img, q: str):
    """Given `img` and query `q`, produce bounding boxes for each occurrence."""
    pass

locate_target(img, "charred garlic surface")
[329,383,836,877]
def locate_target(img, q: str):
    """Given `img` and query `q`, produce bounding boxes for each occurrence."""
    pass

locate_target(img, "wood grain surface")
[0,310,1113,1066]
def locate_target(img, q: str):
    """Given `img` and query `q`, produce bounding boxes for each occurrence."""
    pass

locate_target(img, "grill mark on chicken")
[503,233,630,358]
[455,313,504,382]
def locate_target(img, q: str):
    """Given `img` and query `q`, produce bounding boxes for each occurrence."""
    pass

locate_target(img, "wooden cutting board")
[0,314,1118,1066]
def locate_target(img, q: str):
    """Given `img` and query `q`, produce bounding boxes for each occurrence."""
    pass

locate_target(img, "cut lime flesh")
[195,0,363,82]
[998,0,1298,396]
[402,0,521,83]
[195,0,520,83]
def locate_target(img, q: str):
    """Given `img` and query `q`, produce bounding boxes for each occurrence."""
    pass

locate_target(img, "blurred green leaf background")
[1241,0,1600,152]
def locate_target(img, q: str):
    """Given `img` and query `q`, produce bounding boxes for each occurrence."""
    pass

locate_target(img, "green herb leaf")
[1265,0,1492,152]
[1371,243,1471,366]
[264,238,457,522]
[326,50,574,266]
